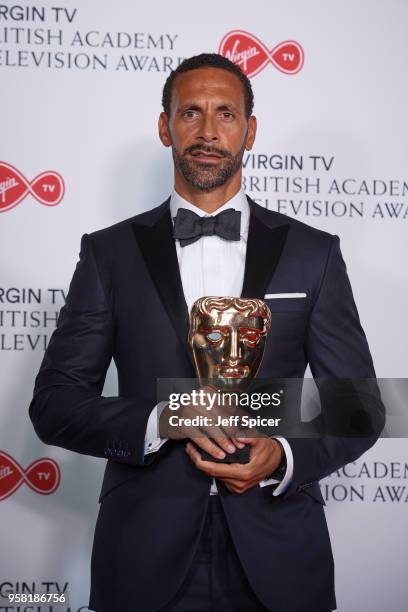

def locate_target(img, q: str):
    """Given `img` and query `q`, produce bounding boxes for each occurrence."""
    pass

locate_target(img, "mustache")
[183,144,231,158]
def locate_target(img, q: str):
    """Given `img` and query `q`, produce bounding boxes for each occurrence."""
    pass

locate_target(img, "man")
[29,54,383,612]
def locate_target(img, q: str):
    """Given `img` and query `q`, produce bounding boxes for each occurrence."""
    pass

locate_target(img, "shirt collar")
[170,188,249,239]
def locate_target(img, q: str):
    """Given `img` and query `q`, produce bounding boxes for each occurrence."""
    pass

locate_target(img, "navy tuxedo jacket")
[29,197,384,612]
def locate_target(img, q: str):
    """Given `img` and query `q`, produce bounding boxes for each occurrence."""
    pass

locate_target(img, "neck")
[174,171,242,214]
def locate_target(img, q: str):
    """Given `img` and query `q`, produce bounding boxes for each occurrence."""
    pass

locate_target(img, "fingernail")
[218,450,226,459]
[227,444,235,453]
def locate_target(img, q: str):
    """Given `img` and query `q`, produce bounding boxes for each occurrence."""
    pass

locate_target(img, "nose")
[226,330,241,364]
[197,112,219,143]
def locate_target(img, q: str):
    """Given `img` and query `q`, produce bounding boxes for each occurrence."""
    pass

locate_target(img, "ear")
[158,112,172,147]
[245,115,257,150]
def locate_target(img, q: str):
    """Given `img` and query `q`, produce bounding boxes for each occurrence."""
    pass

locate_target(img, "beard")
[172,141,246,192]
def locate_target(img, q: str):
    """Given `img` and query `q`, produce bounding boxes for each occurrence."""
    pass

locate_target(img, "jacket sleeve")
[29,233,156,466]
[284,235,385,496]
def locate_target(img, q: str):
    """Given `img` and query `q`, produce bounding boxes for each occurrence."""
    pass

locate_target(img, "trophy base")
[199,444,250,464]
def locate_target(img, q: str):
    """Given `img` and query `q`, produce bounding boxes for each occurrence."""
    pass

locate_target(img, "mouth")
[187,148,226,163]
[216,365,250,379]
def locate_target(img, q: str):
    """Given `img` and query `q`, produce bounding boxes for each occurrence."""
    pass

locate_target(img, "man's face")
[191,306,266,390]
[159,67,256,191]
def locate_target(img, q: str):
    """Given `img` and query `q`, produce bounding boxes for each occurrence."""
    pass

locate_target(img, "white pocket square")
[264,293,307,299]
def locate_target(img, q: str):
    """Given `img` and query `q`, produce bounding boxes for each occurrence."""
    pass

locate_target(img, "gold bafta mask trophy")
[188,296,271,463]
[189,296,271,391]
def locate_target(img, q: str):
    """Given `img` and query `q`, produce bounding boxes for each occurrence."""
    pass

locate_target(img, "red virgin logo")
[0,450,61,500]
[0,161,65,213]
[219,30,304,78]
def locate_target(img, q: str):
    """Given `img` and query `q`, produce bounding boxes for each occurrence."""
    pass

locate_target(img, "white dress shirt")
[144,188,293,496]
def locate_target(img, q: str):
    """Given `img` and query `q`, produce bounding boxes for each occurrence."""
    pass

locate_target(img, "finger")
[222,479,250,494]
[185,445,248,478]
[236,435,261,445]
[224,482,241,494]
[219,477,242,488]
[189,437,227,461]
[185,443,224,476]
[203,460,249,479]
[231,437,245,449]
[185,442,208,464]
[199,428,238,455]
[185,442,223,471]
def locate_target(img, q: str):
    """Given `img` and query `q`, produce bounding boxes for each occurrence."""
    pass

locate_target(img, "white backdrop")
[1,1,407,611]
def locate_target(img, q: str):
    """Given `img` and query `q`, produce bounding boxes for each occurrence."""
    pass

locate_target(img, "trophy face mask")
[189,297,271,391]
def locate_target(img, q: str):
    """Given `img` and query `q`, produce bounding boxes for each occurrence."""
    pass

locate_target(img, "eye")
[183,110,198,120]
[206,331,223,342]
[220,111,234,120]
[241,330,260,347]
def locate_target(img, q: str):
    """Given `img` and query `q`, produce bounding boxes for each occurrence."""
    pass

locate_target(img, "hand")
[185,436,283,494]
[159,385,248,459]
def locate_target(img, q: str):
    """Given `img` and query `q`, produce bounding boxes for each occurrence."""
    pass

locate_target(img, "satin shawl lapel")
[131,200,193,367]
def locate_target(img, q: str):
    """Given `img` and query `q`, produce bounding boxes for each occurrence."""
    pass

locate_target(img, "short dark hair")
[162,53,254,118]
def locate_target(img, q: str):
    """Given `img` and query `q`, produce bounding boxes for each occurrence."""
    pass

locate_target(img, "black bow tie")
[173,208,241,247]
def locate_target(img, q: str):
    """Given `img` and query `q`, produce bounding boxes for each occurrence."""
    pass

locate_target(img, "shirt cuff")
[144,401,168,455]
[259,436,294,496]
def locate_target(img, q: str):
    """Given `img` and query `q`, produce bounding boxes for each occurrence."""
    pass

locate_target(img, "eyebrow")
[178,103,240,113]
[199,325,262,332]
